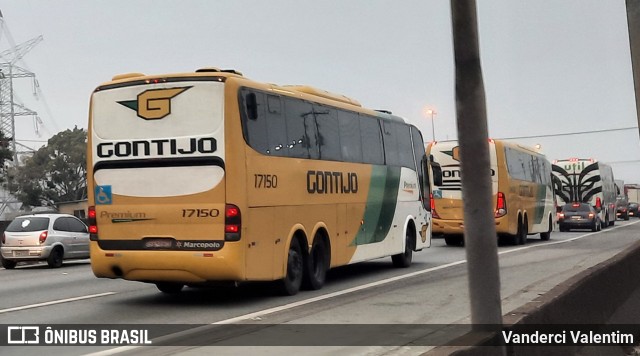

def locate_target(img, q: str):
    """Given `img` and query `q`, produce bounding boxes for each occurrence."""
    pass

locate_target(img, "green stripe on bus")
[353,166,401,245]
[534,184,547,224]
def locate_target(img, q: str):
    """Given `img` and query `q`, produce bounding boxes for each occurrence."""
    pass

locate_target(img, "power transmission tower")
[0,11,43,164]
[0,10,43,218]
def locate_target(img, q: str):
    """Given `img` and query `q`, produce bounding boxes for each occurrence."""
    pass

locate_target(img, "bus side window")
[360,115,384,165]
[241,89,268,154]
[314,104,342,161]
[431,157,443,186]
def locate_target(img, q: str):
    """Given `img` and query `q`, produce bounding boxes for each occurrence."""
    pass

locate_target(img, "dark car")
[558,203,601,232]
[616,202,630,221]
[628,202,639,218]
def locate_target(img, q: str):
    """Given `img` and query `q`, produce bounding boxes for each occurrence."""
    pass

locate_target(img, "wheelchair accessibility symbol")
[95,185,112,205]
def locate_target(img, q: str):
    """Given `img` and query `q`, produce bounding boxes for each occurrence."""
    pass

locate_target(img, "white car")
[1,214,90,269]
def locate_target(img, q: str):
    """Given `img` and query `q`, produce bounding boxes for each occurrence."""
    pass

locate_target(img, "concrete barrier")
[426,239,640,356]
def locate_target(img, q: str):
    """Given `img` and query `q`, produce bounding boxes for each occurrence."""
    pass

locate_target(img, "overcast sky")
[1,0,639,184]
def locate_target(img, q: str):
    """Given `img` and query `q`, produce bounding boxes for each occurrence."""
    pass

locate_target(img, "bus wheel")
[519,218,528,245]
[277,238,304,296]
[444,235,463,246]
[156,282,183,294]
[540,216,552,241]
[303,238,328,290]
[392,230,413,268]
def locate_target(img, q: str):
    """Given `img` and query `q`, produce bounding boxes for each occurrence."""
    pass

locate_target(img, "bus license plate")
[144,239,174,249]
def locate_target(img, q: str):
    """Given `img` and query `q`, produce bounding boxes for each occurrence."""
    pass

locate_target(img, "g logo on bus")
[443,146,461,162]
[118,87,191,120]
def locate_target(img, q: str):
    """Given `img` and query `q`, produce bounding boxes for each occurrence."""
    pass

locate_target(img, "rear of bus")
[426,141,500,237]
[87,70,241,289]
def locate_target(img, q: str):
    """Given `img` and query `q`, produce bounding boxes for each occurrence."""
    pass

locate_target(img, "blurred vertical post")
[626,0,640,137]
[450,0,504,332]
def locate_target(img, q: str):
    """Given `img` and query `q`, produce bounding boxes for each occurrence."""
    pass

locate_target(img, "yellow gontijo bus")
[426,139,555,246]
[87,67,442,295]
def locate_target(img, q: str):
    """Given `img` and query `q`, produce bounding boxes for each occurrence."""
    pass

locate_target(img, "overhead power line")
[497,127,638,140]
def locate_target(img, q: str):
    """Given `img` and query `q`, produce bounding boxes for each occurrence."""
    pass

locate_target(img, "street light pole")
[426,109,437,141]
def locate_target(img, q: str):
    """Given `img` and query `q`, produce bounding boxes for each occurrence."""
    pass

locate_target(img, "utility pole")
[627,0,640,138]
[450,0,505,345]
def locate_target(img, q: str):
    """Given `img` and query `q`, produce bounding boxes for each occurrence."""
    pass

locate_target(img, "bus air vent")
[112,73,145,81]
[284,85,362,107]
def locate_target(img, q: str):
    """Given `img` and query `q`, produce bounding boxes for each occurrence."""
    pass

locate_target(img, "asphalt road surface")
[1,219,639,356]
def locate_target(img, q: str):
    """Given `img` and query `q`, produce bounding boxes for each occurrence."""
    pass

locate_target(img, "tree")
[0,130,13,184]
[5,127,87,207]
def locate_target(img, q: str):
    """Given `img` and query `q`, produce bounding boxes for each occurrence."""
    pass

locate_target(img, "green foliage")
[0,130,13,184]
[5,127,87,207]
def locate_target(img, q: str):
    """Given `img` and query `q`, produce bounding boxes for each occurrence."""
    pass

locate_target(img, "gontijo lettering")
[307,170,358,194]
[97,137,217,158]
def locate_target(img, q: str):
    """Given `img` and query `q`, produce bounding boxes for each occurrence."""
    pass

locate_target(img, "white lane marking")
[0,292,116,314]
[214,221,640,324]
[86,220,640,355]
[499,219,640,255]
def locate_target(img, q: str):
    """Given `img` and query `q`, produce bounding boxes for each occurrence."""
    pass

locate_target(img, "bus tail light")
[225,204,241,241]
[495,192,507,218]
[88,206,99,241]
[595,197,602,209]
[39,231,48,244]
[430,193,440,219]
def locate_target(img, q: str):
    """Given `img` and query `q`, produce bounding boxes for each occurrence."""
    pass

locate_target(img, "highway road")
[1,219,639,356]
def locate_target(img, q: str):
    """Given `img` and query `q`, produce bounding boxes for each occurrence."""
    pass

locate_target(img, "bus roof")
[98,67,408,125]
[429,139,545,156]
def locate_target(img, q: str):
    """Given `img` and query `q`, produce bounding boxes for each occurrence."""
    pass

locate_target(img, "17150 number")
[182,209,220,218]
[254,174,278,189]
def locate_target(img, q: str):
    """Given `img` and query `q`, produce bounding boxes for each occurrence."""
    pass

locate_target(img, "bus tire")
[444,235,463,246]
[156,282,183,294]
[302,238,328,290]
[519,217,528,245]
[392,229,413,268]
[277,238,304,296]
[540,216,552,241]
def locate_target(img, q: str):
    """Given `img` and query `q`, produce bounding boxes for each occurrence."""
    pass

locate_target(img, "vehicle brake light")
[225,204,241,241]
[588,213,595,218]
[88,206,99,240]
[572,203,580,207]
[39,231,48,244]
[559,213,565,219]
[495,192,507,218]
[595,197,602,209]
[430,193,440,219]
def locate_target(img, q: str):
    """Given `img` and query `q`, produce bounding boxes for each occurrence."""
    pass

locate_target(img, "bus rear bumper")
[432,219,464,235]
[434,218,507,236]
[90,244,244,283]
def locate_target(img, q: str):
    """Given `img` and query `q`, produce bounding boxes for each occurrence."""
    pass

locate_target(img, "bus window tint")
[382,121,400,166]
[338,110,363,163]
[410,127,426,187]
[283,98,313,159]
[314,105,342,161]
[241,90,269,154]
[265,95,288,157]
[360,116,384,165]
[395,123,415,169]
